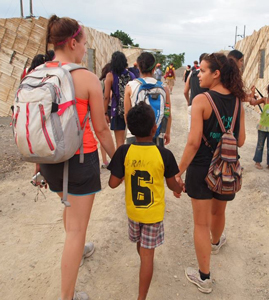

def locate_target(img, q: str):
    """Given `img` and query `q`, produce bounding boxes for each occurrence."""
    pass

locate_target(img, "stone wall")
[0,17,125,116]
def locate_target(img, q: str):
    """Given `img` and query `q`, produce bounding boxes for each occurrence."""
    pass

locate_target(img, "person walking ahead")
[250,84,269,169]
[164,63,176,94]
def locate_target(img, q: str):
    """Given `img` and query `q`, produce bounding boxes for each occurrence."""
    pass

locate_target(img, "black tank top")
[184,70,191,82]
[191,90,241,166]
[189,69,208,105]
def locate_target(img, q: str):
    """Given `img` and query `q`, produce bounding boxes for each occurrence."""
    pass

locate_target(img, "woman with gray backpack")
[33,15,115,300]
[174,53,246,294]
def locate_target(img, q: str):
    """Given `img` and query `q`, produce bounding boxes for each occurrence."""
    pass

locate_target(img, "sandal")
[255,163,263,170]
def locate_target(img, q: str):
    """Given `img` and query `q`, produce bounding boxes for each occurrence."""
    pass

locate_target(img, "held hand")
[175,174,186,193]
[164,133,170,145]
[173,191,181,198]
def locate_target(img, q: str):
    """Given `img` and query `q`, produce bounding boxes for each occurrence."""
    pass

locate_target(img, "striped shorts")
[128,218,164,249]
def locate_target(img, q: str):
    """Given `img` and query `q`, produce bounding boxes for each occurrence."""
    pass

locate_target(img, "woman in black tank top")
[174,53,246,293]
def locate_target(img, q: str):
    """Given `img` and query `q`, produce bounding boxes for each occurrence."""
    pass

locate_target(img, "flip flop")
[255,163,263,169]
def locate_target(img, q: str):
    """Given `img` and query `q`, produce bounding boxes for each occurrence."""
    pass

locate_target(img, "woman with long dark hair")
[104,51,135,149]
[175,53,246,293]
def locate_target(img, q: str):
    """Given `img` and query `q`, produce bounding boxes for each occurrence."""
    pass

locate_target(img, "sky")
[1,0,269,65]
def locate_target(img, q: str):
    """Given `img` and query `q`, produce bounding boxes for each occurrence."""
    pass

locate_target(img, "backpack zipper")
[26,103,34,154]
[39,104,55,151]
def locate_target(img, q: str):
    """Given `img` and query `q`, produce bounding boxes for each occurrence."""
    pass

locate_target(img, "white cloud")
[1,0,268,65]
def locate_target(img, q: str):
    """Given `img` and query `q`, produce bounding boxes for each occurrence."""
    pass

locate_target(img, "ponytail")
[46,15,82,54]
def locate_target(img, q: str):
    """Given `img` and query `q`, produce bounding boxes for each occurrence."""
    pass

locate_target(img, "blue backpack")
[135,78,168,137]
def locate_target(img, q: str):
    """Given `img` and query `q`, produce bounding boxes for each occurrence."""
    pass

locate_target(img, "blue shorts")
[110,115,126,130]
[40,150,101,195]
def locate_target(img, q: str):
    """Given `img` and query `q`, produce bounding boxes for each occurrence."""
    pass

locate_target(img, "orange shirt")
[75,97,98,154]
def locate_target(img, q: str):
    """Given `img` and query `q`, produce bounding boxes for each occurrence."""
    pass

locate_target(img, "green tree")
[166,53,185,69]
[110,30,139,47]
[153,52,185,72]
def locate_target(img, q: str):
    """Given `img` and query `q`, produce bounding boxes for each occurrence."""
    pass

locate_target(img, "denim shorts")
[128,218,164,249]
[110,115,126,130]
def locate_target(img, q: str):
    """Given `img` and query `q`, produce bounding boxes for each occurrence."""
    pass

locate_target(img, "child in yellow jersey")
[108,102,183,300]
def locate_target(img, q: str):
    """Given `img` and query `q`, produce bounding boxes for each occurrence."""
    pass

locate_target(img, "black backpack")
[112,71,131,118]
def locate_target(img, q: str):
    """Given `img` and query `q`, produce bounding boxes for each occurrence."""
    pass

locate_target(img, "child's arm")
[166,176,183,197]
[109,174,123,189]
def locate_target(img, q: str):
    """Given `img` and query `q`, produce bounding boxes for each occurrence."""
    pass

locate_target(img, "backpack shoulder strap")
[229,98,239,133]
[136,78,146,85]
[204,92,226,133]
[62,63,88,72]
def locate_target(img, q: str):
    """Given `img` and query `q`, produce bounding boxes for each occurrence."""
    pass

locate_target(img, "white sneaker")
[58,291,89,300]
[73,291,89,300]
[80,242,95,267]
[211,233,227,255]
[185,267,213,294]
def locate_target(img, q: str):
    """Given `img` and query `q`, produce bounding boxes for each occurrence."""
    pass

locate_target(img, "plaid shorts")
[128,218,164,249]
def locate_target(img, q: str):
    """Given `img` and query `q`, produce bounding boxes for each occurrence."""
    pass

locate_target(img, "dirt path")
[0,75,268,300]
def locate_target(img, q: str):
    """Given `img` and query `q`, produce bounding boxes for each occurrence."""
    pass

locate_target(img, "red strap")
[57,100,76,116]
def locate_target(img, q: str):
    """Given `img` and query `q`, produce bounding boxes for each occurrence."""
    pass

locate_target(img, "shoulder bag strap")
[229,97,239,133]
[204,92,226,133]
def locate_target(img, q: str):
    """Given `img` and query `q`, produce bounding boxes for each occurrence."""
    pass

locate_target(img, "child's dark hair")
[46,15,83,53]
[127,102,155,137]
[110,51,128,75]
[27,54,46,73]
[137,52,156,74]
[202,53,245,100]
[99,63,111,80]
[46,50,55,60]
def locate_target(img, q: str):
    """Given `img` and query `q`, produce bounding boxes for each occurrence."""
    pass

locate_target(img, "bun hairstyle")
[137,52,156,74]
[46,15,82,54]
[202,53,245,100]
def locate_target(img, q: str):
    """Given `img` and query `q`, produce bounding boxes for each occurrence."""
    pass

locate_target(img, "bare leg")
[137,241,141,255]
[59,193,95,300]
[191,199,212,274]
[211,199,227,244]
[114,130,126,149]
[137,247,155,300]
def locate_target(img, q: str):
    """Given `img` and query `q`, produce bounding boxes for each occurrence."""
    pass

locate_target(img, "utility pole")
[29,0,33,17]
[234,26,237,46]
[234,25,246,47]
[20,0,24,18]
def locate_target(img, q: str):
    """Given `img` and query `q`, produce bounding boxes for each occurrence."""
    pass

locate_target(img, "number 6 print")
[131,170,154,208]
